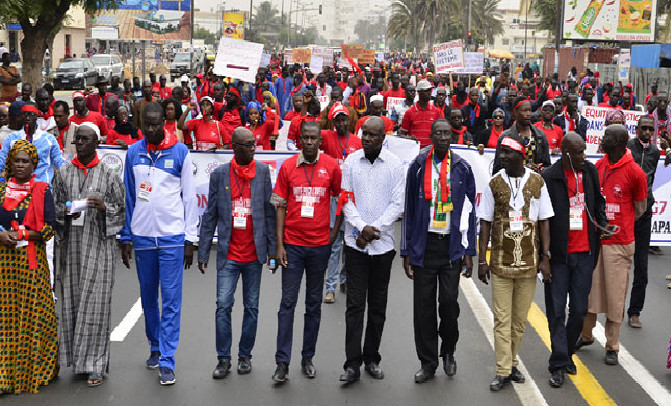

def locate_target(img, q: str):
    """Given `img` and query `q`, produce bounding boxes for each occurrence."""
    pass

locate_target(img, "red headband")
[512,99,529,114]
[21,105,40,114]
[501,137,525,156]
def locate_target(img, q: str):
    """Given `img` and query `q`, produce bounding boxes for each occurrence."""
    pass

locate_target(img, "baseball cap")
[9,100,24,117]
[328,102,349,120]
[416,80,433,91]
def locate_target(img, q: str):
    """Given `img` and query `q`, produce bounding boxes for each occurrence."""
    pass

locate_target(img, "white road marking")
[592,322,671,406]
[459,276,550,406]
[110,298,143,342]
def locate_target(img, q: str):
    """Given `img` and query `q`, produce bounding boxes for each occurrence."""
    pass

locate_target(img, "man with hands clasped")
[401,118,477,384]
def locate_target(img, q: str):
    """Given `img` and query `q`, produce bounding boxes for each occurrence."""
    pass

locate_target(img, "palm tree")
[422,0,461,50]
[387,0,422,51]
[471,0,504,44]
[251,1,282,44]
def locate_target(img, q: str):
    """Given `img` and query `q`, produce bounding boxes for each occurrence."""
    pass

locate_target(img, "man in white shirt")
[338,116,405,383]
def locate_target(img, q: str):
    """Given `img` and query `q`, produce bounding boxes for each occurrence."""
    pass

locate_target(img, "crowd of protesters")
[0,45,670,395]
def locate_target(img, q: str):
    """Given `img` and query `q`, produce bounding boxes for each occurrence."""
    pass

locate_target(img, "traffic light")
[319,5,322,14]
[467,31,472,44]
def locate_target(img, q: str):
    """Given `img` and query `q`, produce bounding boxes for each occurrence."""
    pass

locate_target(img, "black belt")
[428,232,450,240]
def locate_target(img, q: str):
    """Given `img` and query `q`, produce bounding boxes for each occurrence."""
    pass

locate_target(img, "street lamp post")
[524,2,528,62]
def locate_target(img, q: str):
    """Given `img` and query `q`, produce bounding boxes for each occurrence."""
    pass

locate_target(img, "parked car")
[90,53,124,82]
[170,52,192,82]
[51,59,98,90]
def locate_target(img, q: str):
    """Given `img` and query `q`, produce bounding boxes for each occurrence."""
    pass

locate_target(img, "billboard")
[88,0,192,41]
[562,0,656,42]
[223,12,245,40]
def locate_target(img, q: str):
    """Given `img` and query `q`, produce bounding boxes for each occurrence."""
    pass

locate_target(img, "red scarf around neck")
[424,147,450,203]
[3,177,34,211]
[451,127,467,144]
[563,107,576,131]
[231,157,257,181]
[146,129,179,151]
[71,153,100,177]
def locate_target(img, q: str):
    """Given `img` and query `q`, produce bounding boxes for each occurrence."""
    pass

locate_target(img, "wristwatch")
[542,251,552,260]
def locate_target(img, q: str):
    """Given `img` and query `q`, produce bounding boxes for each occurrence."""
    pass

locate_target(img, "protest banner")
[311,46,334,66]
[292,48,312,64]
[310,55,323,72]
[386,97,405,113]
[341,44,363,59]
[318,95,330,111]
[433,40,464,73]
[97,143,671,245]
[376,52,386,63]
[260,53,271,68]
[581,106,645,154]
[213,38,263,83]
[284,49,293,65]
[360,49,376,65]
[456,52,484,74]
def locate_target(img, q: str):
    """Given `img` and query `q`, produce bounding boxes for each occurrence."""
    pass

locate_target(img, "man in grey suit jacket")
[198,127,276,379]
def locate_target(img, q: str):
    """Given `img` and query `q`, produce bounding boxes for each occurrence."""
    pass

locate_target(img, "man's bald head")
[602,124,629,161]
[561,131,585,151]
[362,115,385,135]
[231,127,255,165]
[232,127,254,144]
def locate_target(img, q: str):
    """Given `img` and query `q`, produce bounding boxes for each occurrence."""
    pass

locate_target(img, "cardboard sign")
[310,55,323,72]
[292,48,312,64]
[284,49,293,65]
[360,49,376,65]
[311,46,334,67]
[260,53,271,68]
[456,52,484,74]
[213,38,263,83]
[433,40,464,73]
[386,97,405,112]
[341,44,363,59]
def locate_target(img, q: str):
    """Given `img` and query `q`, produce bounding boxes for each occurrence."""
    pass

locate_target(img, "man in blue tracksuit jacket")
[120,102,198,386]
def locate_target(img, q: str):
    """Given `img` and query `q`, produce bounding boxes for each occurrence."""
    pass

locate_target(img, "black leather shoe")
[605,350,618,366]
[509,367,525,383]
[565,361,577,375]
[339,366,360,383]
[489,375,511,391]
[212,359,231,379]
[301,358,316,378]
[549,369,564,388]
[272,362,288,383]
[237,357,252,374]
[364,362,384,379]
[414,368,435,384]
[575,336,594,351]
[443,354,457,376]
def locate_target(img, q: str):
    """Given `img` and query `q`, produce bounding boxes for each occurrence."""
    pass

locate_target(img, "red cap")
[72,91,85,99]
[328,102,349,120]
[501,137,525,156]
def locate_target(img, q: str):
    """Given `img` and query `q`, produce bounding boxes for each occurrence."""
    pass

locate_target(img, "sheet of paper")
[70,199,88,215]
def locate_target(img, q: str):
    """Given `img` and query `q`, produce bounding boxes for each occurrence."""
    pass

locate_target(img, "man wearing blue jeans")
[271,122,341,383]
[198,128,276,379]
[541,132,613,388]
[324,198,346,303]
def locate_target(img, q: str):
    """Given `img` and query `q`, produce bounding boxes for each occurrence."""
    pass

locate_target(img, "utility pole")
[467,0,472,51]
[249,0,253,41]
[524,1,528,62]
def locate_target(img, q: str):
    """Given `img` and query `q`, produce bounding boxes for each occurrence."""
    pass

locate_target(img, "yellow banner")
[223,12,245,40]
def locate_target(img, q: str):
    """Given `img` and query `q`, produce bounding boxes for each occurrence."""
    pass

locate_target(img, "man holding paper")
[53,122,125,387]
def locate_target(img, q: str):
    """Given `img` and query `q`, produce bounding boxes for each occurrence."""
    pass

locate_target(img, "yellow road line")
[527,302,618,406]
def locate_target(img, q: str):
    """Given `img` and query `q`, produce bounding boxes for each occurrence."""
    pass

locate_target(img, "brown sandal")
[87,373,103,387]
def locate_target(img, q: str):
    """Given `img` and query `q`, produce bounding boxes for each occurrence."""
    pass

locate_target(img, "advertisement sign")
[433,40,464,73]
[581,106,645,154]
[213,38,263,83]
[292,48,312,64]
[311,47,334,67]
[87,0,191,41]
[562,0,657,42]
[456,52,485,74]
[223,12,245,39]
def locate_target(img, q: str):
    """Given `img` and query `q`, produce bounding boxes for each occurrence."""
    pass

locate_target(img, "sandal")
[87,373,103,387]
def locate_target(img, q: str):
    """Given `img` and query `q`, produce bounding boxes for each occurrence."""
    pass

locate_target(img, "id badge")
[301,196,315,218]
[138,179,152,201]
[508,210,523,232]
[569,207,583,230]
[233,203,248,229]
[71,211,85,227]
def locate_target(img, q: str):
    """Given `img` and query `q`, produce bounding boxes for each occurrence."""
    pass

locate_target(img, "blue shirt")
[0,129,66,184]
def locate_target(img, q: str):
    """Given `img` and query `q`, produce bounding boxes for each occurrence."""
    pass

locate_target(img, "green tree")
[530,0,558,38]
[471,0,504,45]
[193,27,216,45]
[0,0,121,89]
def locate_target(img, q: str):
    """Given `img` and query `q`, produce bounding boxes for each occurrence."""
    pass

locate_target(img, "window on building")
[502,39,509,45]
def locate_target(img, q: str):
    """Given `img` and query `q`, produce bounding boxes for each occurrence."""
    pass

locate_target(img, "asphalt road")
[2,223,670,406]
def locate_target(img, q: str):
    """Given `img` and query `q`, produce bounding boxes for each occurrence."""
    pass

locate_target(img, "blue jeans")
[325,230,346,292]
[544,252,594,372]
[275,244,331,364]
[215,260,262,360]
[135,247,184,370]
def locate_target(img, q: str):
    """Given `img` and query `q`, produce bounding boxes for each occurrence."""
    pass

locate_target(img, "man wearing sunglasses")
[199,127,277,379]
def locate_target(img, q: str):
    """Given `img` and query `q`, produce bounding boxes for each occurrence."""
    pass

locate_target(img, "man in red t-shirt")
[271,121,341,383]
[542,132,615,387]
[579,125,647,367]
[399,80,444,148]
[70,91,109,139]
[283,93,303,122]
[198,127,276,379]
[381,74,405,109]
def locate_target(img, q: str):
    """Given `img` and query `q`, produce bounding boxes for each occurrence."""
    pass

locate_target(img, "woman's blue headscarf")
[245,101,266,125]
